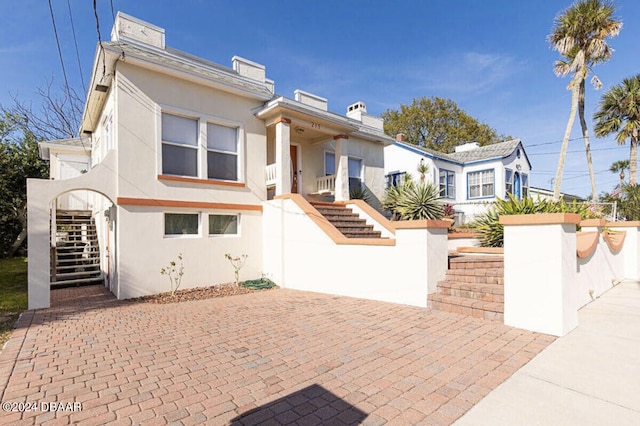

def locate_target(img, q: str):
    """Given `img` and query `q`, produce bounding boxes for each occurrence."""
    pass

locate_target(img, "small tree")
[160,254,184,296]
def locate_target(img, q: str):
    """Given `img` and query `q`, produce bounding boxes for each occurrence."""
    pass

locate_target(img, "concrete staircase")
[428,255,504,321]
[51,210,103,288]
[310,202,382,238]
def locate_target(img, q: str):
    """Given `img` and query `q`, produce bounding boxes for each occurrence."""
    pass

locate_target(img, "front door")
[514,172,521,200]
[290,145,298,193]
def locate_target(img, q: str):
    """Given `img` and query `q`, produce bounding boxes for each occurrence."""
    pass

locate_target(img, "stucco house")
[29,13,457,310]
[384,136,532,223]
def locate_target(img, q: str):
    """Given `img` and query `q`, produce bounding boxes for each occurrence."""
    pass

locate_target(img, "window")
[439,169,455,198]
[522,173,529,198]
[207,123,238,181]
[386,171,406,188]
[324,152,335,176]
[209,214,239,236]
[505,168,513,196]
[104,114,113,154]
[348,157,363,190]
[468,169,494,198]
[164,213,199,236]
[162,113,198,177]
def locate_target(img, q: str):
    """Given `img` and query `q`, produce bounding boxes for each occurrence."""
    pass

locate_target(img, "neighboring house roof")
[529,187,586,202]
[392,139,531,168]
[38,138,91,160]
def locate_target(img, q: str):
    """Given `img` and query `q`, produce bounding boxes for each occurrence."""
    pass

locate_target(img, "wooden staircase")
[51,210,103,288]
[310,202,382,238]
[428,255,504,321]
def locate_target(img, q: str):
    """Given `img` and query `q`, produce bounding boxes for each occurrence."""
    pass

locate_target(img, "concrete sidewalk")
[455,281,640,425]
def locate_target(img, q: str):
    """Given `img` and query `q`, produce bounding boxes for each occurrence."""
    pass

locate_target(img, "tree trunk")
[630,131,638,185]
[554,76,581,200]
[578,79,598,202]
[7,201,27,257]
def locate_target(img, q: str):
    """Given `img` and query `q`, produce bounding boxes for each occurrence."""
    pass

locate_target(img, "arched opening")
[50,189,117,299]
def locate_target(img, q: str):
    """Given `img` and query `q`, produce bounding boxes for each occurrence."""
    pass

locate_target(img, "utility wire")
[66,0,86,92]
[93,0,106,79]
[47,0,71,98]
[110,0,116,21]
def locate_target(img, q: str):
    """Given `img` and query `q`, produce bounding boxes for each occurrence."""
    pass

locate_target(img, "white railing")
[316,175,336,194]
[265,164,277,187]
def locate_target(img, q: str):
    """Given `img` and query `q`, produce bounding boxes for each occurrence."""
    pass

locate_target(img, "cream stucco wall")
[115,63,267,204]
[116,206,263,299]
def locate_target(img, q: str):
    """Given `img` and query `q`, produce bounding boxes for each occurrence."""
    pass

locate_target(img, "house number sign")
[310,122,320,129]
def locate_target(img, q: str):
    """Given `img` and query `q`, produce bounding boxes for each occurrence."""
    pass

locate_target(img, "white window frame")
[505,168,513,196]
[439,169,456,199]
[522,173,529,198]
[103,113,113,157]
[158,105,244,182]
[348,156,364,190]
[161,112,199,178]
[208,213,240,237]
[467,169,495,199]
[163,212,201,238]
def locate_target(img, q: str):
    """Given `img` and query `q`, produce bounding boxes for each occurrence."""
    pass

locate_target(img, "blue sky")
[2,0,639,198]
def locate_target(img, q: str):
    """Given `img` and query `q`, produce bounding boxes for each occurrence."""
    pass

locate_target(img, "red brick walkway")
[0,286,554,425]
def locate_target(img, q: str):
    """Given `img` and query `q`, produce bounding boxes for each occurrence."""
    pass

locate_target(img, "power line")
[528,146,625,156]
[66,0,86,92]
[47,0,71,98]
[93,0,106,79]
[110,0,116,21]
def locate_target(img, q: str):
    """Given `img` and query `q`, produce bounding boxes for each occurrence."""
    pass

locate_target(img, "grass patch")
[0,257,28,347]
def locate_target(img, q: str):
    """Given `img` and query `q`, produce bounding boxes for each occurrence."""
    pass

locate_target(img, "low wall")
[263,195,448,307]
[500,214,637,336]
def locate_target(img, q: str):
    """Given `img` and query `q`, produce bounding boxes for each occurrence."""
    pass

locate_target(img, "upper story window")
[161,113,198,177]
[439,169,455,199]
[160,111,241,182]
[207,123,238,181]
[468,169,494,199]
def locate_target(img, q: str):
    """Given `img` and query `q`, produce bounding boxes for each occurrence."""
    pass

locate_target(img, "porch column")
[334,134,349,201]
[275,117,292,196]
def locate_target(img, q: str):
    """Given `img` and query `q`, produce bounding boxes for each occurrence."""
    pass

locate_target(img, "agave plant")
[382,175,415,220]
[472,194,594,247]
[349,185,372,203]
[394,182,445,220]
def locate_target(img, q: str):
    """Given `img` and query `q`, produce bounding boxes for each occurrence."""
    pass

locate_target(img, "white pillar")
[609,220,640,281]
[27,179,52,309]
[334,135,349,201]
[500,213,581,336]
[275,118,292,196]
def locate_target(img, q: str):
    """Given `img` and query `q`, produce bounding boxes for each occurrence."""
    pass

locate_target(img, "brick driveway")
[0,286,554,425]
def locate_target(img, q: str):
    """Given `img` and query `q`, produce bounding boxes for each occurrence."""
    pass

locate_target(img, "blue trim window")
[468,169,494,199]
[439,169,455,198]
[386,171,406,188]
[522,173,529,198]
[505,168,513,196]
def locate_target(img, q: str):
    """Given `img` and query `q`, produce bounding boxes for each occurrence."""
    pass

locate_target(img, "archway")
[27,153,118,309]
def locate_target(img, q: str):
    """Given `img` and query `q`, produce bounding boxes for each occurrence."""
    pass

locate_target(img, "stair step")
[428,294,503,321]
[436,281,503,303]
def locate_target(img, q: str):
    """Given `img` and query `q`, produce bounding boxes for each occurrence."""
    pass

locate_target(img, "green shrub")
[349,185,372,203]
[471,194,595,247]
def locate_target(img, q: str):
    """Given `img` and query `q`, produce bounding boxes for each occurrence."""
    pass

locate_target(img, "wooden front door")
[290,145,298,193]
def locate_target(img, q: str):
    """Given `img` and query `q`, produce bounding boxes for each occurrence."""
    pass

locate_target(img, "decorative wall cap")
[499,213,581,226]
[394,220,451,229]
[606,221,640,227]
[580,219,607,227]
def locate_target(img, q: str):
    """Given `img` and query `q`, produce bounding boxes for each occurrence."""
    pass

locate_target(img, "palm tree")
[594,75,640,185]
[549,0,622,201]
[609,159,630,188]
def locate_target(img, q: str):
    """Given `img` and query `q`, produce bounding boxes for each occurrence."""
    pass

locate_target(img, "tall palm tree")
[549,0,622,201]
[594,75,640,185]
[609,159,629,188]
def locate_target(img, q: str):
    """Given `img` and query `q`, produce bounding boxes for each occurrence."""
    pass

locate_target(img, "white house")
[384,135,532,222]
[28,12,453,310]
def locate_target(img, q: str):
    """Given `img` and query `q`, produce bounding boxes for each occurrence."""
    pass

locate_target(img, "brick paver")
[0,286,555,425]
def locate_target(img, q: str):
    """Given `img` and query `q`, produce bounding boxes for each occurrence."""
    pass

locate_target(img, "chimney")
[454,142,481,153]
[111,12,165,49]
[396,133,406,142]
